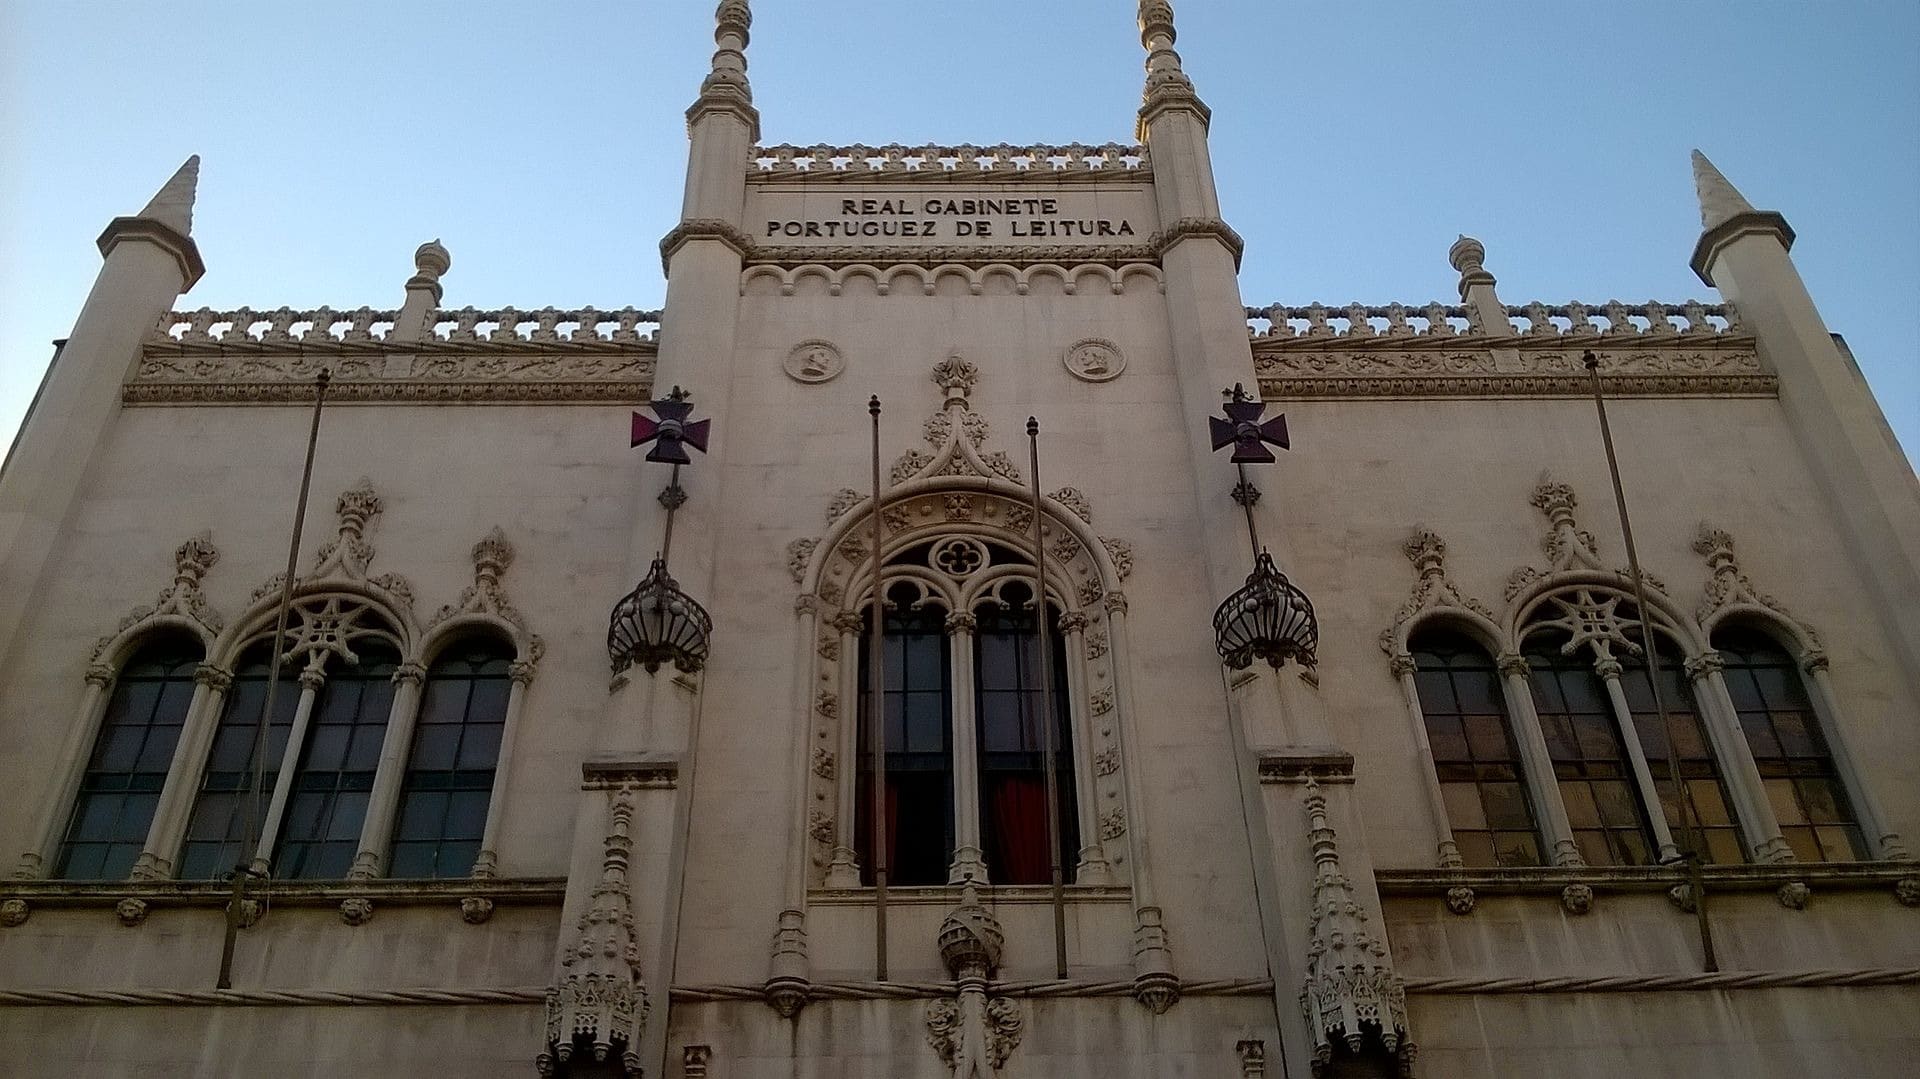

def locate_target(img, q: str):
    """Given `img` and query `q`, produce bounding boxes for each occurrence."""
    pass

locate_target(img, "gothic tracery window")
[1525,639,1655,867]
[388,639,513,878]
[974,584,1078,885]
[178,644,300,879]
[1409,630,1540,867]
[55,638,202,879]
[855,583,954,886]
[1716,627,1866,862]
[1619,653,1746,865]
[276,642,399,879]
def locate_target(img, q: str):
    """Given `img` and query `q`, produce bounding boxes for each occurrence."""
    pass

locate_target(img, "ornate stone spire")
[1688,149,1795,286]
[1691,150,1757,232]
[1299,781,1412,1077]
[538,788,648,1077]
[137,155,200,235]
[1136,1,1209,133]
[689,0,760,136]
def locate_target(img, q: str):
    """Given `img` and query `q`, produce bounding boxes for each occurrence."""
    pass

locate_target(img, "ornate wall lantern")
[1208,384,1319,670]
[608,387,713,675]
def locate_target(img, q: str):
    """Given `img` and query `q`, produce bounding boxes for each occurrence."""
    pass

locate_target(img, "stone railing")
[151,306,663,348]
[750,143,1149,181]
[1246,300,1739,342]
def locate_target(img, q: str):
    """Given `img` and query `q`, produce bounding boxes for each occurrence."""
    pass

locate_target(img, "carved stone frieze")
[128,349,655,406]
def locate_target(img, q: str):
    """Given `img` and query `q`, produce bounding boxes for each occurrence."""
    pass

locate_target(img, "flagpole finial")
[1027,417,1039,437]
[869,395,881,416]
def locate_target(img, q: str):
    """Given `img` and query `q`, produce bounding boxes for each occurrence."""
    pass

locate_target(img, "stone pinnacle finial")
[137,155,201,236]
[1136,0,1207,134]
[1691,150,1758,232]
[706,0,753,98]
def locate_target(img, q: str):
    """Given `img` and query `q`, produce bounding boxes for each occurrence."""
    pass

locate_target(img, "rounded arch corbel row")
[740,261,1165,298]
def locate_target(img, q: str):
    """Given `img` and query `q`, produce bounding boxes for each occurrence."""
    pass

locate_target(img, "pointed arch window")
[974,583,1077,885]
[276,643,399,879]
[388,639,512,878]
[855,582,954,886]
[1524,637,1658,867]
[1618,652,1746,865]
[178,644,300,880]
[1716,628,1865,862]
[55,639,202,880]
[1409,630,1540,868]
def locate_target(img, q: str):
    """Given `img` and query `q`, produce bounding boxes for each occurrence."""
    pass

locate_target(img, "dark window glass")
[276,643,400,879]
[855,583,954,886]
[178,645,300,879]
[56,640,202,880]
[1524,636,1657,867]
[1618,649,1746,864]
[1411,631,1540,868]
[1716,628,1866,861]
[973,585,1078,886]
[388,640,513,878]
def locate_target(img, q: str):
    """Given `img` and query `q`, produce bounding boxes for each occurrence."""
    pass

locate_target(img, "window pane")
[1718,629,1862,864]
[388,640,513,879]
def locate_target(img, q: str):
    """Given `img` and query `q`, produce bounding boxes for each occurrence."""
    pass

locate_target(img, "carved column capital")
[1683,651,1725,680]
[1495,652,1530,678]
[84,663,117,688]
[1103,591,1129,615]
[193,663,234,691]
[1800,648,1830,673]
[1592,656,1623,680]
[944,611,978,634]
[393,661,427,686]
[1388,652,1417,677]
[829,610,866,635]
[1056,611,1089,635]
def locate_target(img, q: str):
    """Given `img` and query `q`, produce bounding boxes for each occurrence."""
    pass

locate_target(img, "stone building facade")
[1,3,1916,1076]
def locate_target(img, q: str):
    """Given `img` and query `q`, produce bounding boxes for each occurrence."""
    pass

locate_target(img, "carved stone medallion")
[784,340,844,384]
[1063,338,1125,383]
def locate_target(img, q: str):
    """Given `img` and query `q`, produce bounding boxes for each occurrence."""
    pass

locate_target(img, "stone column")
[132,663,232,880]
[14,663,116,878]
[348,661,427,879]
[250,666,325,874]
[1686,652,1792,863]
[1058,611,1112,884]
[766,596,820,1016]
[1389,652,1462,868]
[1800,653,1911,860]
[1105,593,1178,1009]
[472,650,539,878]
[1497,652,1585,867]
[945,610,988,884]
[825,609,864,887]
[0,157,205,669]
[1594,658,1681,863]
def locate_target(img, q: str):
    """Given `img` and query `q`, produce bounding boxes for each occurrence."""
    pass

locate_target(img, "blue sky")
[3,1,1915,464]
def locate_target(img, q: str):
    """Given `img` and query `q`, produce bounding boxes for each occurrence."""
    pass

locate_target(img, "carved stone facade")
[0,3,1916,1078]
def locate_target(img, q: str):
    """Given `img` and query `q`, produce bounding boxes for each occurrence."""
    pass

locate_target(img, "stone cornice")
[1259,373,1777,401]
[686,95,762,142]
[660,218,756,275]
[97,216,205,289]
[124,347,654,406]
[1376,860,1913,897]
[1149,216,1242,268]
[1254,341,1776,400]
[1690,209,1796,287]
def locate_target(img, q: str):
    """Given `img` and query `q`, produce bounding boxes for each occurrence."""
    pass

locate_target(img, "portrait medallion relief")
[1063,338,1126,383]
[784,340,845,384]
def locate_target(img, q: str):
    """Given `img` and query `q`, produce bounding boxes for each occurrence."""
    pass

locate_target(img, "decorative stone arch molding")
[740,261,1164,298]
[768,353,1178,1017]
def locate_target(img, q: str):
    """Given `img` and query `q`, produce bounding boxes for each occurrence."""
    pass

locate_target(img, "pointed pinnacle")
[1691,149,1757,232]
[137,155,200,236]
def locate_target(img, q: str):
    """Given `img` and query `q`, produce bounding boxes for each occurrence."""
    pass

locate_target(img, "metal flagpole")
[1027,418,1069,979]
[868,395,890,981]
[218,368,330,989]
[1582,350,1717,972]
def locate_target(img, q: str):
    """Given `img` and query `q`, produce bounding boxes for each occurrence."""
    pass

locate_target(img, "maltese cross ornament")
[631,386,712,465]
[1209,383,1290,464]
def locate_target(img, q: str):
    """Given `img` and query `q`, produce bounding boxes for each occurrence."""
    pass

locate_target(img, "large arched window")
[974,583,1077,885]
[276,643,399,879]
[1524,637,1657,867]
[388,639,512,878]
[1619,653,1746,865]
[178,644,300,880]
[1716,627,1866,862]
[55,639,202,879]
[1409,630,1540,868]
[855,582,954,886]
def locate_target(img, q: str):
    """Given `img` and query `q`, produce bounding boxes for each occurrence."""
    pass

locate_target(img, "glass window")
[55,639,202,879]
[275,644,399,879]
[1620,652,1747,864]
[388,640,513,878]
[178,645,300,880]
[1525,639,1656,867]
[1411,631,1540,868]
[974,585,1078,886]
[855,583,954,886]
[1716,627,1866,862]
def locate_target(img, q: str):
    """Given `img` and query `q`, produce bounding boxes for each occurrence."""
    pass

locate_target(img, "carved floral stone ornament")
[1063,337,1126,382]
[925,884,1025,1078]
[539,789,648,1078]
[783,339,844,384]
[1300,781,1413,1077]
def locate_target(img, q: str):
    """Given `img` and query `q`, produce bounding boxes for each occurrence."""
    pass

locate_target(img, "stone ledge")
[1377,861,1915,896]
[808,884,1133,907]
[0,876,565,911]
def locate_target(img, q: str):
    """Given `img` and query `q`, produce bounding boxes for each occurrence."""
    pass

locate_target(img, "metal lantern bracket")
[1208,384,1319,671]
[609,386,714,676]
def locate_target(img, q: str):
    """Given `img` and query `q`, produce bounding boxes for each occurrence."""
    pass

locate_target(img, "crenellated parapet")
[750,143,1149,183]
